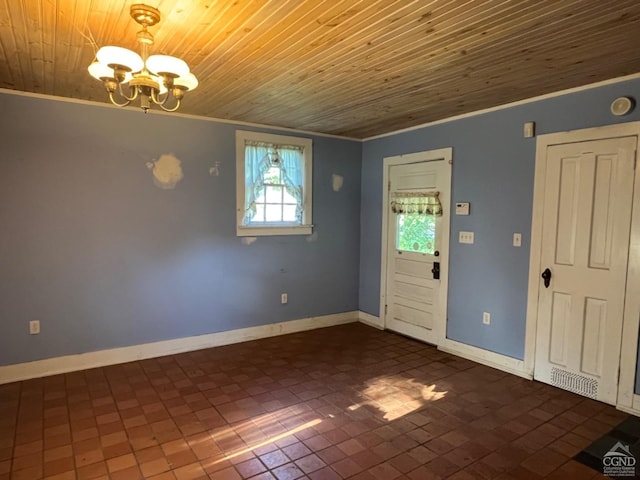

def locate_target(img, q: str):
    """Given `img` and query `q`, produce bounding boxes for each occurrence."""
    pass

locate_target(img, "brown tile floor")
[0,323,627,480]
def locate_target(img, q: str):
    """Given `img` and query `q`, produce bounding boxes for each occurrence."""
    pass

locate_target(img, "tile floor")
[0,323,629,480]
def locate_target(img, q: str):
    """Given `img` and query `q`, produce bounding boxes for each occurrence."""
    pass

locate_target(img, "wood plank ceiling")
[1,0,640,138]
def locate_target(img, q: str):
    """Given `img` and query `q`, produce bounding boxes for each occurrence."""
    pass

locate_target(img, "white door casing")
[531,136,637,405]
[379,149,452,345]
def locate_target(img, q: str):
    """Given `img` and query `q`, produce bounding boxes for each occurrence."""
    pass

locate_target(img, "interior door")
[534,136,637,405]
[385,160,449,345]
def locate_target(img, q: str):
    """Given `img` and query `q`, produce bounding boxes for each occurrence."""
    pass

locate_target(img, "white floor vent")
[550,367,598,399]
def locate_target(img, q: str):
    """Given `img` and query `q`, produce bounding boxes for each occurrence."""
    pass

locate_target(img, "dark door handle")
[541,268,552,288]
[432,262,440,280]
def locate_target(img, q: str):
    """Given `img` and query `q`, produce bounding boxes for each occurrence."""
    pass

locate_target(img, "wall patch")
[241,237,257,245]
[146,153,184,189]
[332,174,344,192]
[209,160,221,177]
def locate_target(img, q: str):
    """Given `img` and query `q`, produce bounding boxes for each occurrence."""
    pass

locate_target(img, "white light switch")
[459,231,474,244]
[524,122,535,138]
[513,233,522,247]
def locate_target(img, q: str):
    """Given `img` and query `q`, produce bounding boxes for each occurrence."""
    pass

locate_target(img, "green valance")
[391,191,442,215]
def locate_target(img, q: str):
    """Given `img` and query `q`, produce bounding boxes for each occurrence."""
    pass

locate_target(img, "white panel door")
[385,160,449,345]
[534,136,636,405]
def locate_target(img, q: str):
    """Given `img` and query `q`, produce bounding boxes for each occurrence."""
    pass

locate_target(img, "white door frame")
[524,122,640,414]
[379,148,452,345]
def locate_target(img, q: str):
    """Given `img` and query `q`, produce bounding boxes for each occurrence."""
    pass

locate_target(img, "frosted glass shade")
[150,74,168,94]
[88,62,132,82]
[174,72,198,91]
[88,62,114,80]
[146,55,189,77]
[96,46,143,72]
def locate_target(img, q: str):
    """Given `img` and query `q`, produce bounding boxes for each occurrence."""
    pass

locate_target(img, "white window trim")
[236,130,313,236]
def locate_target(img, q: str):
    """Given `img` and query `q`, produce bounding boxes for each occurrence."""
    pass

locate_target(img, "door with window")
[533,136,636,405]
[384,159,450,345]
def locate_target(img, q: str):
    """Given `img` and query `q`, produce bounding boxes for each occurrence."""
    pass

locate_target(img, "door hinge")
[388,180,391,191]
[384,304,388,315]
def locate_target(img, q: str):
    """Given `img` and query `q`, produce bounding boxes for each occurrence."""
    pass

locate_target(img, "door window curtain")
[391,191,442,215]
[243,141,304,224]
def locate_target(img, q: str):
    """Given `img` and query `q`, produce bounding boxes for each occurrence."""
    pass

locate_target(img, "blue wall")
[3,78,640,393]
[0,92,362,366]
[359,79,640,376]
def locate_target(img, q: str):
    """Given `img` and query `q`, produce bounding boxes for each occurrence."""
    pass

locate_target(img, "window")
[236,130,313,236]
[397,215,436,254]
[391,191,441,254]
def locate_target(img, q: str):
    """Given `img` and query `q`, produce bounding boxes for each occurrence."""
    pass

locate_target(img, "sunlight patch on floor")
[350,376,447,421]
[193,407,323,468]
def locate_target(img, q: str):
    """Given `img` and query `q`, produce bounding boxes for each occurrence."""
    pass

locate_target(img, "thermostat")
[455,202,470,215]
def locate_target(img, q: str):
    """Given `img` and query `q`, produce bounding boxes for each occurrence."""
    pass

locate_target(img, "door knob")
[432,262,440,280]
[541,268,552,288]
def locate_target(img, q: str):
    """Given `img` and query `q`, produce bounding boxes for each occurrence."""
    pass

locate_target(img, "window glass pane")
[265,186,282,203]
[283,188,297,204]
[255,190,266,204]
[264,166,281,184]
[396,214,436,254]
[252,204,265,223]
[265,204,282,222]
[283,204,297,222]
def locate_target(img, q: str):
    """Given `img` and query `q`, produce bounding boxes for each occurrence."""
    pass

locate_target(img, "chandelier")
[88,4,198,113]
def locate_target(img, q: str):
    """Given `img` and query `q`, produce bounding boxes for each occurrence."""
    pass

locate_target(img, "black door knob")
[541,268,552,288]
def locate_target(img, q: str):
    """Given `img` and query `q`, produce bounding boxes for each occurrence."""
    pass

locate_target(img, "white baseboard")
[0,311,359,385]
[358,311,383,329]
[623,393,640,417]
[438,338,532,380]
[617,403,640,417]
[356,314,532,380]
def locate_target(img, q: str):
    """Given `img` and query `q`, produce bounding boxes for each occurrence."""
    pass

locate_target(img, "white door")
[384,160,450,345]
[534,136,637,405]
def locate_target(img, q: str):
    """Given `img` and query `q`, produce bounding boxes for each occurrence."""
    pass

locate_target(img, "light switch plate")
[513,233,522,247]
[524,122,535,138]
[459,231,474,244]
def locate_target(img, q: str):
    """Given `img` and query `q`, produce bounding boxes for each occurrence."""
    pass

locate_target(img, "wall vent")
[550,367,598,399]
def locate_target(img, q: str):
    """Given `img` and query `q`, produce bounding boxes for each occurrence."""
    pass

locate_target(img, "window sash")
[243,144,304,225]
[236,130,313,237]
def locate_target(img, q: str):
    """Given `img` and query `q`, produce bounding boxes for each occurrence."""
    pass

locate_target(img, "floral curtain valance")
[391,191,442,216]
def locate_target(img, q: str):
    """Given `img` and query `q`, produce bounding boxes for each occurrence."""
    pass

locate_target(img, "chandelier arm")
[108,90,132,107]
[149,87,169,105]
[117,82,139,102]
[158,98,182,112]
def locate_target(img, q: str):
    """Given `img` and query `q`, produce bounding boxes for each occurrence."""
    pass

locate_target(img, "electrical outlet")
[459,231,474,244]
[513,233,522,247]
[29,320,40,335]
[482,312,491,325]
[281,293,288,304]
